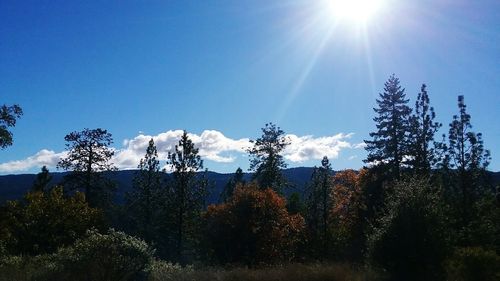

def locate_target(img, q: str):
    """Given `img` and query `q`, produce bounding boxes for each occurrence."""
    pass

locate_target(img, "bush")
[445,247,500,281]
[52,228,155,281]
[367,177,450,280]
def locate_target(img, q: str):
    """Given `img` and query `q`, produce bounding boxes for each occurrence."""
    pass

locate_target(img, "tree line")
[1,75,499,280]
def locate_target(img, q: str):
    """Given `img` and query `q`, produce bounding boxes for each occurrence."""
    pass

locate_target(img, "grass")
[148,262,382,281]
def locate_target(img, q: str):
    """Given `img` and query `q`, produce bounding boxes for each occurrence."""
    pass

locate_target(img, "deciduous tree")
[0,104,23,149]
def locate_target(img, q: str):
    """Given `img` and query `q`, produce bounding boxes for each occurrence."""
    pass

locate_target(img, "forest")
[0,75,499,281]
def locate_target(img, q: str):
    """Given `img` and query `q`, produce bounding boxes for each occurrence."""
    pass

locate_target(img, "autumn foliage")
[202,183,304,265]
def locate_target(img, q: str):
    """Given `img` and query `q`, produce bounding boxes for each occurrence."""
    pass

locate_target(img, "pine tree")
[305,156,334,258]
[408,84,441,175]
[364,75,412,180]
[57,128,117,208]
[248,123,290,193]
[166,131,207,264]
[221,167,245,202]
[447,96,491,219]
[32,166,52,193]
[0,104,23,149]
[126,138,164,244]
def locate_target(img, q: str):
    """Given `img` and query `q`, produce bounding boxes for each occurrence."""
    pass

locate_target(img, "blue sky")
[1,0,499,174]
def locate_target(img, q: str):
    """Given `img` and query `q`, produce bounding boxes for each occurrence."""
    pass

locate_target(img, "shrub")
[445,247,500,281]
[51,228,155,281]
[367,177,450,281]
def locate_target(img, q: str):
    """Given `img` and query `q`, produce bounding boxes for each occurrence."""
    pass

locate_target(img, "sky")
[1,0,499,175]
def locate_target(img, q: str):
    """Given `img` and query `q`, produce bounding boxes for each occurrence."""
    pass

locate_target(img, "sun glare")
[329,0,384,23]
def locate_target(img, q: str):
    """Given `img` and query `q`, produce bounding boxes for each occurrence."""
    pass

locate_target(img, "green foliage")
[364,75,412,179]
[166,130,208,264]
[0,187,102,255]
[0,104,23,150]
[32,166,52,193]
[305,156,334,259]
[248,123,290,193]
[367,177,450,281]
[221,167,245,202]
[203,183,304,265]
[126,138,164,244]
[408,84,441,175]
[445,247,500,281]
[57,128,117,208]
[287,192,305,215]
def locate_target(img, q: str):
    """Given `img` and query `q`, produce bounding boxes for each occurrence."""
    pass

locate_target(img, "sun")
[328,0,384,23]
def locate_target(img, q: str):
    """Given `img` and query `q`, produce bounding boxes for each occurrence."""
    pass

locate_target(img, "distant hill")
[1,168,498,205]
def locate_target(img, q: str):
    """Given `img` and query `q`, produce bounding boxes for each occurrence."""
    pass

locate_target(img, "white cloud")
[0,130,363,173]
[284,133,354,162]
[0,149,66,173]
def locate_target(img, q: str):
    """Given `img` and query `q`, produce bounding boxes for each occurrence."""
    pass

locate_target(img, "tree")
[0,104,23,149]
[125,138,164,244]
[305,156,334,258]
[364,75,412,179]
[220,167,245,202]
[367,177,450,281]
[32,166,52,193]
[248,123,290,193]
[408,84,441,175]
[57,128,116,208]
[203,183,304,265]
[166,130,207,263]
[447,95,491,239]
[0,186,103,255]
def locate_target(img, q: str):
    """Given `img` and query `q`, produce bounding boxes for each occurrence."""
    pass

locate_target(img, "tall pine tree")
[220,167,245,202]
[32,166,52,193]
[408,84,441,175]
[364,75,412,180]
[126,138,164,244]
[166,131,207,264]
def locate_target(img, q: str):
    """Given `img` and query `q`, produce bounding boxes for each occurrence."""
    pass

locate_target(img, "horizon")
[2,0,499,174]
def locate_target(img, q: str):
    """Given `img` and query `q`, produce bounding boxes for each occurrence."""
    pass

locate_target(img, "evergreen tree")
[221,167,245,202]
[126,138,164,244]
[447,96,491,221]
[248,123,290,193]
[57,128,116,208]
[364,75,412,179]
[305,156,334,258]
[166,131,207,264]
[32,166,52,193]
[408,84,441,175]
[0,103,23,149]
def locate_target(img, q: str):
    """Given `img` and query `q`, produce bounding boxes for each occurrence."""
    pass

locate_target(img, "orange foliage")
[203,182,304,265]
[331,169,365,228]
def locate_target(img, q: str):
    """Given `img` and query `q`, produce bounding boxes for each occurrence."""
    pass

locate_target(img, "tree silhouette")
[408,84,441,175]
[364,75,412,179]
[32,166,52,193]
[0,104,23,149]
[126,138,164,244]
[248,123,290,193]
[220,167,245,202]
[57,128,116,208]
[166,130,207,264]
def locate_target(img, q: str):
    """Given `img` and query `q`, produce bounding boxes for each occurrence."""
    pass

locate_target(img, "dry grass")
[149,262,382,281]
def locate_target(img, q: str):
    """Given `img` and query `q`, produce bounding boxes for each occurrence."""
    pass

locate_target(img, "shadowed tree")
[447,95,491,226]
[125,138,164,244]
[166,130,207,264]
[305,156,334,258]
[57,128,117,208]
[220,167,245,202]
[32,166,53,193]
[408,84,442,175]
[0,104,23,149]
[364,75,412,180]
[248,123,290,193]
